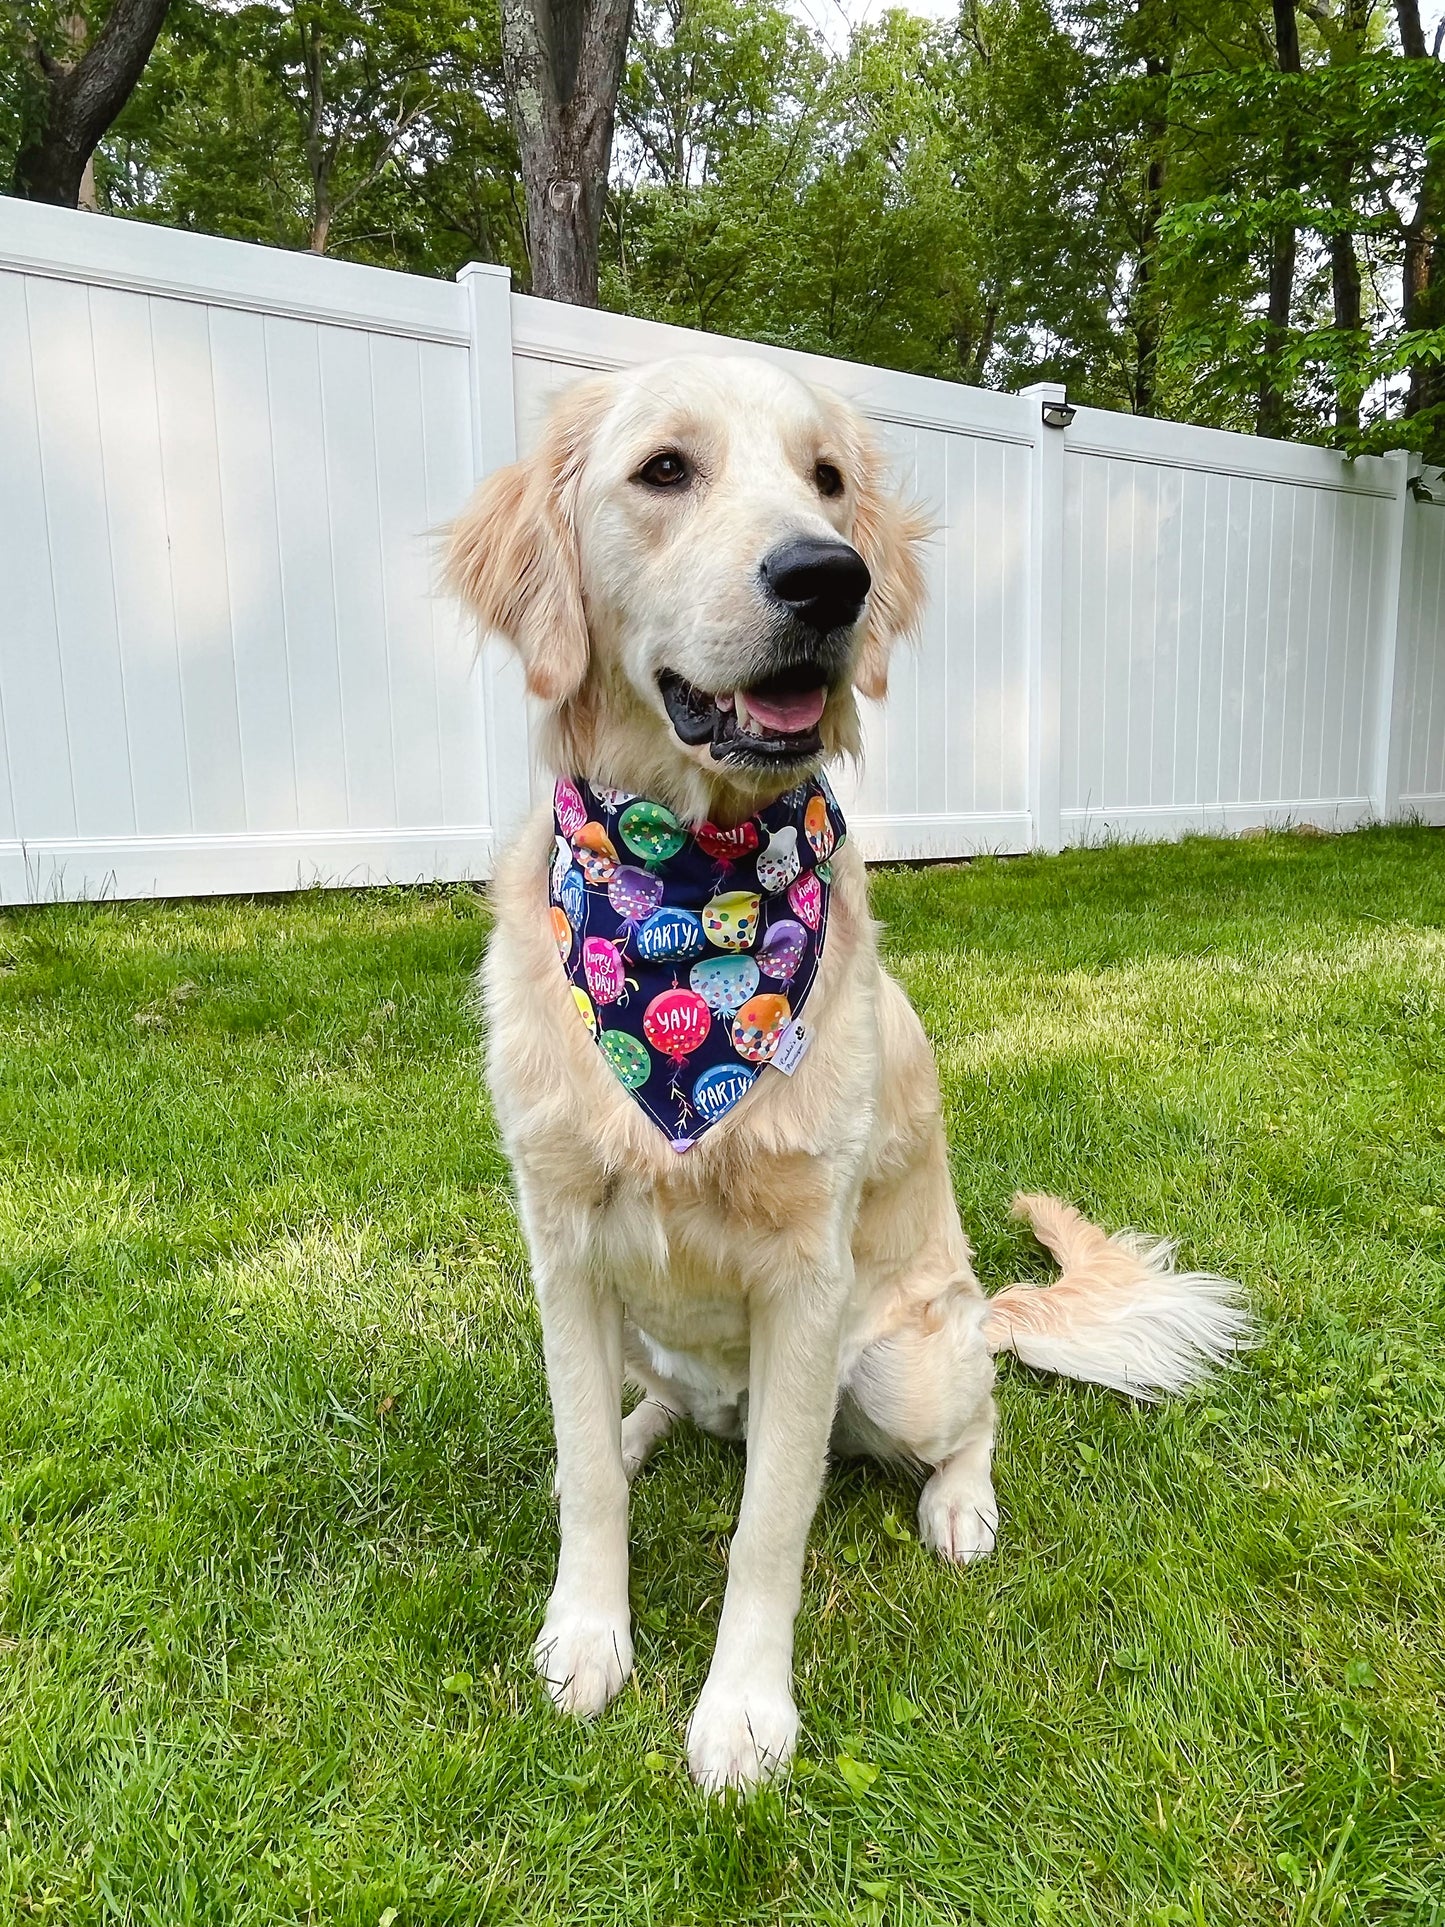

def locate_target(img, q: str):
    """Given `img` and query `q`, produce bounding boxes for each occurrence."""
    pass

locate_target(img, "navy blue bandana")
[548,774,846,1150]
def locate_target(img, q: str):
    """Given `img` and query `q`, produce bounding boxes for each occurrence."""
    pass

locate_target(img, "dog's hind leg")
[619,1326,682,1480]
[839,1290,1000,1565]
[621,1395,676,1480]
[915,1399,999,1563]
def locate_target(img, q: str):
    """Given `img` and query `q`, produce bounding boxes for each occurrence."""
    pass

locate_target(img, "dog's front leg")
[686,1263,847,1791]
[532,1261,633,1719]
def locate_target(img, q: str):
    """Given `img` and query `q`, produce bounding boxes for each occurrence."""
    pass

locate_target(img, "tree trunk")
[1256,0,1302,438]
[1330,219,1363,431]
[1327,0,1369,436]
[501,0,635,306]
[1397,0,1445,421]
[11,0,172,206]
[1128,2,1176,417]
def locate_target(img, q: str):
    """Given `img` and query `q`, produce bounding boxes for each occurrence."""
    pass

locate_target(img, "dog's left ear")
[847,428,932,702]
[446,378,612,703]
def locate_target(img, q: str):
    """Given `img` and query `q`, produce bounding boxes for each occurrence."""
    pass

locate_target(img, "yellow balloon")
[702,889,761,952]
[572,986,598,1038]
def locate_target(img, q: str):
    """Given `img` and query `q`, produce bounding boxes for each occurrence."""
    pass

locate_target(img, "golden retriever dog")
[448,355,1249,1792]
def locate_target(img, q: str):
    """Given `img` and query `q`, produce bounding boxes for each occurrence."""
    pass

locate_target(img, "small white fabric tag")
[771,1016,813,1076]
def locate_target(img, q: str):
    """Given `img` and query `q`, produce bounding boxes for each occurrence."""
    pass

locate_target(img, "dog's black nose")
[762,537,871,634]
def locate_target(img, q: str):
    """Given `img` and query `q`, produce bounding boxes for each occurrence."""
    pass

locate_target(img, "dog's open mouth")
[660,667,829,764]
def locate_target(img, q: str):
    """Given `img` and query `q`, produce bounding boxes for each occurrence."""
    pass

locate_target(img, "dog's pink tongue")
[744,685,827,733]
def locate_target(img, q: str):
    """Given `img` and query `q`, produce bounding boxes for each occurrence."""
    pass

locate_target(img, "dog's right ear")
[446,378,612,703]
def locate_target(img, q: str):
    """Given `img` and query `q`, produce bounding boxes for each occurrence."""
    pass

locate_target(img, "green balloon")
[619,799,686,864]
[599,1028,650,1089]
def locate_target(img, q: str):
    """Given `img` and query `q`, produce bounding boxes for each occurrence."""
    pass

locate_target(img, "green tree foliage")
[73,0,526,274]
[3,0,1444,455]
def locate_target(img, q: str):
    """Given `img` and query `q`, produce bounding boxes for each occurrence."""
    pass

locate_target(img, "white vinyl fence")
[1,198,1442,905]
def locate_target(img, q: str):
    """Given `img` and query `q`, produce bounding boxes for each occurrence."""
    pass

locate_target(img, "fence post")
[1368,448,1419,824]
[457,260,535,856]
[1021,381,1068,853]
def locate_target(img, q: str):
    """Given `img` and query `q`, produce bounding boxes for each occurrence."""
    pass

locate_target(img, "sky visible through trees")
[4,0,1445,458]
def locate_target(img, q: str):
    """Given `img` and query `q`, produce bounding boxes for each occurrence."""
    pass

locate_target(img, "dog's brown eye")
[815,462,844,498]
[636,451,691,489]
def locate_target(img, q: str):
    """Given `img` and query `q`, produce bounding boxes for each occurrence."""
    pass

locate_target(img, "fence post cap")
[456,260,514,287]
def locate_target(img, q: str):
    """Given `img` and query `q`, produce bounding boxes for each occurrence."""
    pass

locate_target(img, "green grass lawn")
[2,827,1443,1926]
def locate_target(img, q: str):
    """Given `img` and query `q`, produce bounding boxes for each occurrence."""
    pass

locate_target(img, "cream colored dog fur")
[449,355,1249,1793]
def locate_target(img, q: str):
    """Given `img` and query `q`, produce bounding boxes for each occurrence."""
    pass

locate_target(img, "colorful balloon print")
[550,775,843,1151]
[559,867,585,929]
[695,819,761,863]
[689,953,760,1014]
[555,779,587,840]
[787,871,824,930]
[582,935,628,1005]
[593,785,638,812]
[572,821,619,885]
[551,834,574,897]
[756,825,801,893]
[756,918,806,984]
[608,865,664,925]
[805,791,835,860]
[620,799,686,865]
[643,987,711,1060]
[731,992,791,1063]
[599,1028,650,1088]
[692,1061,756,1123]
[634,906,705,962]
[572,986,598,1038]
[702,889,761,951]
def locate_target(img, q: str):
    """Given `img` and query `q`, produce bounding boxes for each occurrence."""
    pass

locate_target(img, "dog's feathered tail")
[979,1193,1254,1401]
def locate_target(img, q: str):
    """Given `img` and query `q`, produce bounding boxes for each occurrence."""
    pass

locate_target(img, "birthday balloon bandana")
[548,774,846,1151]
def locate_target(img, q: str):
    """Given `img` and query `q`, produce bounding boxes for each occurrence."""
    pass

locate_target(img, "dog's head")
[448,355,929,814]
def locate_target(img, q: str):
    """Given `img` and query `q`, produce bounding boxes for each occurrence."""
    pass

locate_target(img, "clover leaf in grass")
[836,1753,879,1796]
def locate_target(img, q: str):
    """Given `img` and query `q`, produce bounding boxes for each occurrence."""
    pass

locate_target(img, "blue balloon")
[635,906,706,962]
[689,952,760,1014]
[559,866,585,929]
[692,1061,756,1123]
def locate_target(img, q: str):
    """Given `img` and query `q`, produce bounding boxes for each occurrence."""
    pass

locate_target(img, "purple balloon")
[608,865,664,924]
[756,918,806,984]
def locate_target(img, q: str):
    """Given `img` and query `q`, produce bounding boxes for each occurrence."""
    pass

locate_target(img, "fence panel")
[1397,496,1445,820]
[1058,415,1406,841]
[0,202,487,902]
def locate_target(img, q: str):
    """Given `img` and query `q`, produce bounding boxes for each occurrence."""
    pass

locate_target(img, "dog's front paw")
[533,1606,632,1719]
[686,1677,798,1792]
[917,1463,999,1564]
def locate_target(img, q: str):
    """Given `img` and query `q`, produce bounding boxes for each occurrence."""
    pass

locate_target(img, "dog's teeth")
[716,692,735,713]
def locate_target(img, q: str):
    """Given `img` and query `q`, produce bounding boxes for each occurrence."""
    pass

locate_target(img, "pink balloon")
[643,987,711,1060]
[582,936,627,1005]
[556,779,587,840]
[787,872,824,930]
